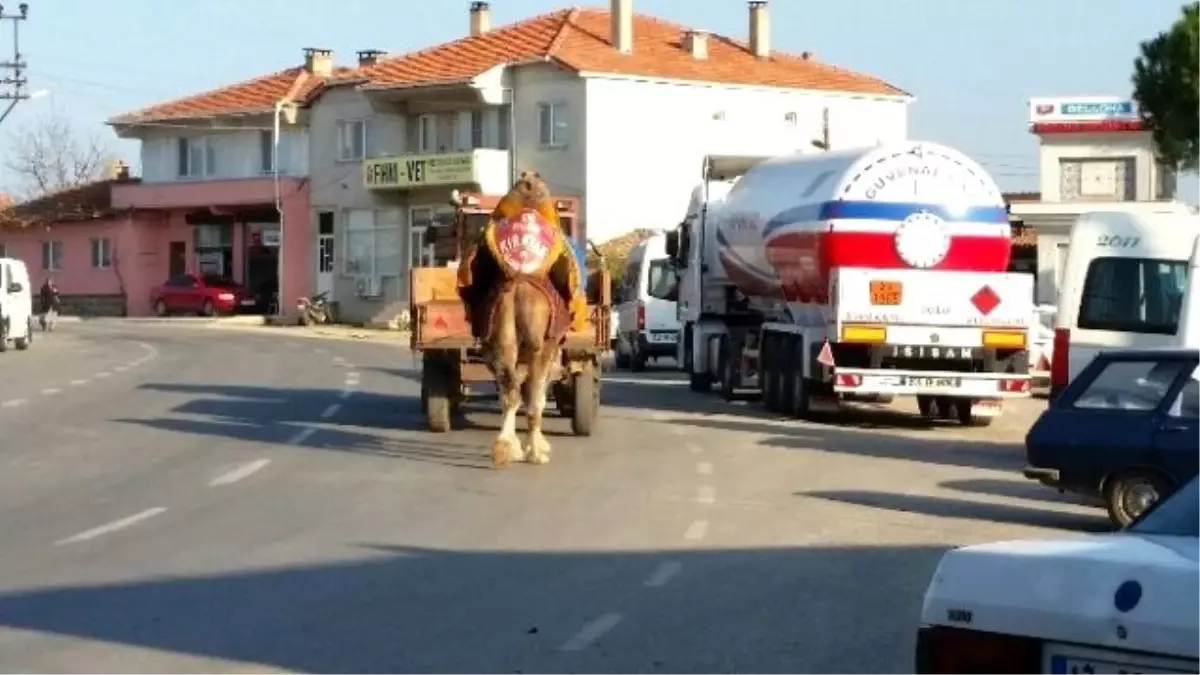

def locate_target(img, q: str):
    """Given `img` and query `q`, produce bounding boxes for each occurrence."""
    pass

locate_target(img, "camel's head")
[494,170,557,224]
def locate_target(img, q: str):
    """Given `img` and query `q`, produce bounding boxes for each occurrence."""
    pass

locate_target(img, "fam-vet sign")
[363,152,476,190]
[1027,96,1145,133]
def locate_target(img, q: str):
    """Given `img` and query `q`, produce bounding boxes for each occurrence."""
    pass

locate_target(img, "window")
[1079,257,1188,334]
[343,209,401,286]
[1072,359,1188,411]
[90,237,112,269]
[317,211,335,275]
[647,259,671,298]
[336,119,367,161]
[1059,157,1135,201]
[167,274,196,288]
[40,241,62,270]
[177,137,216,178]
[1169,376,1199,419]
[416,115,436,154]
[497,105,511,150]
[470,110,484,149]
[259,129,274,173]
[537,102,569,147]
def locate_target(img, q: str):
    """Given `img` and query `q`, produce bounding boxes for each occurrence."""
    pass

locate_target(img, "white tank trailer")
[654,141,1036,425]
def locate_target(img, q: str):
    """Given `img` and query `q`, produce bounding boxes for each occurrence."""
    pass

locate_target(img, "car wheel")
[154,299,169,317]
[14,318,31,350]
[1105,470,1172,528]
[201,299,215,317]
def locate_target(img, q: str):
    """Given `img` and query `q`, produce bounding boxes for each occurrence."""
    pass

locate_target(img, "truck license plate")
[901,376,962,388]
[889,345,980,359]
[649,332,677,344]
[1050,655,1191,674]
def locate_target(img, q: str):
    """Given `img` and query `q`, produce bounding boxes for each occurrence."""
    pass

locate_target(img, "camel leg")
[524,343,560,465]
[492,373,526,467]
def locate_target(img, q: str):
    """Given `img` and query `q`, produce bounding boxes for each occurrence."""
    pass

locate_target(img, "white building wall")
[138,126,309,182]
[1036,131,1159,201]
[509,63,588,206]
[582,77,909,243]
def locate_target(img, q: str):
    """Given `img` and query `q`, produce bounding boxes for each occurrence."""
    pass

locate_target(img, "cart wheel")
[571,371,598,436]
[953,398,994,427]
[424,358,453,433]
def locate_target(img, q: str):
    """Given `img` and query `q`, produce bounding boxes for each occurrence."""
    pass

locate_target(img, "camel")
[457,172,587,467]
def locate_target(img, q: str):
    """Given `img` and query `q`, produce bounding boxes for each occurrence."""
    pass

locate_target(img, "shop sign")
[363,152,477,190]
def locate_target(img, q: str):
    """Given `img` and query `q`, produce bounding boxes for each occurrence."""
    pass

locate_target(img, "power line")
[0,2,29,127]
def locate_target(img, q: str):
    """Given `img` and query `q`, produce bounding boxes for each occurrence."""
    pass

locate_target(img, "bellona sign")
[1027,96,1145,134]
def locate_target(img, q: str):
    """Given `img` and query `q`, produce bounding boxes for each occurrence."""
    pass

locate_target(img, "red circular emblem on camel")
[494,210,557,275]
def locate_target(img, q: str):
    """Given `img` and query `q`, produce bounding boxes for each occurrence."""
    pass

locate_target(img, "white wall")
[582,77,909,243]
[510,63,588,203]
[308,86,408,209]
[1036,131,1160,201]
[138,126,309,183]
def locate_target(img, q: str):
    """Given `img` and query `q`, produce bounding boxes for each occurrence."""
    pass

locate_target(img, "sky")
[2,0,1196,204]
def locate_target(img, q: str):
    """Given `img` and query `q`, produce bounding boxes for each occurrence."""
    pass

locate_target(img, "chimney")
[683,30,709,60]
[302,47,334,77]
[748,1,770,59]
[470,1,491,36]
[611,0,632,54]
[357,49,386,67]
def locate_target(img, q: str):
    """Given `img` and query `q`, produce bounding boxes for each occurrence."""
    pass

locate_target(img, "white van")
[1051,210,1200,397]
[614,233,679,371]
[0,258,34,352]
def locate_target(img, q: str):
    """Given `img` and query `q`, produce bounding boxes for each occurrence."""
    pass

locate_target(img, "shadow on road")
[800,489,1109,533]
[0,543,944,673]
[940,477,1102,508]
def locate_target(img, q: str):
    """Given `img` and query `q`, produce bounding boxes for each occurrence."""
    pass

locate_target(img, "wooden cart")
[412,192,611,436]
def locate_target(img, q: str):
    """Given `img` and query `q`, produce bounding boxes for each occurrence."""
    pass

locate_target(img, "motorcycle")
[297,291,331,326]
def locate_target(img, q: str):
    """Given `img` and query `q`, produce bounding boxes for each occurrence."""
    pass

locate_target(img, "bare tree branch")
[5,111,117,199]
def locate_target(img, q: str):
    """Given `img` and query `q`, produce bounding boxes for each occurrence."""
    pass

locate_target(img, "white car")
[916,476,1199,674]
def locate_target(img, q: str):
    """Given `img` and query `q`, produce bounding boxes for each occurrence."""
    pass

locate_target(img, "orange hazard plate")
[869,280,902,306]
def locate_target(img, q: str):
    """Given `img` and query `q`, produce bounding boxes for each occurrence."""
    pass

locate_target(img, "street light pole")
[0,3,29,128]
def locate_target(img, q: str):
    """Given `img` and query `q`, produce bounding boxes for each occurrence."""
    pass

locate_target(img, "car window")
[647,259,671,297]
[1072,359,1188,411]
[1078,257,1188,335]
[1168,371,1199,419]
[1130,477,1198,537]
[202,275,236,288]
[166,275,193,288]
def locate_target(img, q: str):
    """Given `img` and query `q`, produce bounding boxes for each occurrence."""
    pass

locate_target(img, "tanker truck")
[649,141,1034,426]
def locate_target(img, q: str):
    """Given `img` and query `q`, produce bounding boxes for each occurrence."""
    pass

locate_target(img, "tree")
[4,111,116,199]
[1132,2,1200,171]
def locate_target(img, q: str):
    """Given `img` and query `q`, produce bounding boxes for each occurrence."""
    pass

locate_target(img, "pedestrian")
[38,276,60,331]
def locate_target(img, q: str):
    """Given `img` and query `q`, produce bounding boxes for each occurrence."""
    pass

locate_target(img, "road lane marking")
[332,356,348,365]
[56,507,167,545]
[70,379,88,386]
[684,520,709,541]
[345,372,360,382]
[320,403,340,419]
[696,486,716,505]
[686,442,703,454]
[669,426,687,436]
[210,459,271,487]
[560,613,622,652]
[696,462,713,475]
[287,427,316,445]
[1,398,27,408]
[644,560,683,588]
[41,388,60,396]
[94,372,111,379]
[113,365,128,372]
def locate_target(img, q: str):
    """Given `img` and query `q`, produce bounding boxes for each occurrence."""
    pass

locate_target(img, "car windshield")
[1130,477,1199,537]
[202,275,237,288]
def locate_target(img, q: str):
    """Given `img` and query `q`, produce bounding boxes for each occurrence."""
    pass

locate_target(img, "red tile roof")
[362,8,906,96]
[107,65,354,125]
[0,180,125,230]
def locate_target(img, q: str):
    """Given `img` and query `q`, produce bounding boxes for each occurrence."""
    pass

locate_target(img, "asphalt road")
[0,321,1104,673]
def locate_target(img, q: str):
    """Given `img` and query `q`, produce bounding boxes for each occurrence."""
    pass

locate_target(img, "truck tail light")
[1050,328,1070,399]
[981,330,1026,349]
[839,324,886,343]
[636,302,645,330]
[915,626,1040,674]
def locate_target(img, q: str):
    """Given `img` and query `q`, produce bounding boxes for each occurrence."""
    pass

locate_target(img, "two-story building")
[103,49,350,313]
[1008,95,1189,304]
[305,0,910,325]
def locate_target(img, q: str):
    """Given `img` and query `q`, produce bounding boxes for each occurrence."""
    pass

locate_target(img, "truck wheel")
[14,318,30,351]
[1105,470,1172,528]
[689,371,712,392]
[614,339,631,369]
[953,399,994,427]
[917,395,936,419]
[762,334,782,412]
[720,336,741,402]
[571,371,598,436]
[424,358,453,433]
[630,341,647,372]
[787,336,810,418]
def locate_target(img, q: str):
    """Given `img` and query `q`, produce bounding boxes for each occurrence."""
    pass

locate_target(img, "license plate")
[240,299,256,306]
[1050,655,1191,674]
[888,345,981,359]
[649,332,677,344]
[900,376,962,388]
[869,280,902,306]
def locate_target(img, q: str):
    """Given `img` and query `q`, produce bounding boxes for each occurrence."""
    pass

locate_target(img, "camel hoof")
[526,449,551,465]
[492,436,521,468]
[525,434,552,465]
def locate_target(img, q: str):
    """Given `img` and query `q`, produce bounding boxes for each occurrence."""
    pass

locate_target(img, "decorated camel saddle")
[457,172,589,341]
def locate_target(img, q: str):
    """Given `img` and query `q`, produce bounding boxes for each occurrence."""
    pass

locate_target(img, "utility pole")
[0,3,29,127]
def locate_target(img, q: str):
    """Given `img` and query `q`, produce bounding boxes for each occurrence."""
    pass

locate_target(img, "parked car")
[916,475,1199,674]
[1024,347,1199,526]
[150,273,252,317]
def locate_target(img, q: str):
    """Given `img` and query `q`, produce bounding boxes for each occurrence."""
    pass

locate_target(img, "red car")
[151,273,251,317]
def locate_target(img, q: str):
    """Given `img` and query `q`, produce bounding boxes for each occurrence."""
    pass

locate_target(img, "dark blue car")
[1024,347,1199,527]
